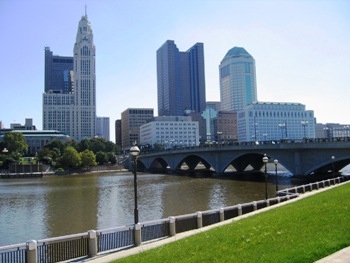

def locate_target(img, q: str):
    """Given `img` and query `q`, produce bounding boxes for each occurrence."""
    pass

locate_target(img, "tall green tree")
[77,139,91,152]
[96,151,108,165]
[89,138,106,153]
[107,152,117,164]
[3,132,28,156]
[60,146,81,169]
[80,149,97,169]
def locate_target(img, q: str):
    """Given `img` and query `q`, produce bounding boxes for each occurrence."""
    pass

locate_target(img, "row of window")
[155,122,196,126]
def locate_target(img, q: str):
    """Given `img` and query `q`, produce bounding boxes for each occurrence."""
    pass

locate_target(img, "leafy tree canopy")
[3,132,28,156]
[80,149,97,169]
[96,151,108,165]
[107,152,117,164]
[60,146,81,169]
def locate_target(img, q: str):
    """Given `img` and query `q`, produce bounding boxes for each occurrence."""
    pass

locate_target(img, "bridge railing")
[1,176,348,263]
[138,137,350,155]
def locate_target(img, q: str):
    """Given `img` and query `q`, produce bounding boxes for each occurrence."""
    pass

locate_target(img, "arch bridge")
[132,140,350,176]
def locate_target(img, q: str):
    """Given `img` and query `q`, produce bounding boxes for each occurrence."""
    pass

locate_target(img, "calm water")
[0,172,297,246]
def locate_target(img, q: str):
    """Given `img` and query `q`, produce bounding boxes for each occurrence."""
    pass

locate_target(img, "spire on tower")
[85,5,87,16]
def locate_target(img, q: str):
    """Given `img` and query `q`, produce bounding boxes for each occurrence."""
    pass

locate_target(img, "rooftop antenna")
[85,4,87,16]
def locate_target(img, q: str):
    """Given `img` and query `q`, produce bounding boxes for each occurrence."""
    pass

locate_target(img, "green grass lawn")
[114,183,350,263]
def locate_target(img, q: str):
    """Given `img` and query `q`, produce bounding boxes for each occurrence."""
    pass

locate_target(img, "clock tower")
[72,13,96,141]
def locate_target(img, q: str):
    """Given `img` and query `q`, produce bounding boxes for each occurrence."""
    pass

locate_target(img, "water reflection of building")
[44,176,98,238]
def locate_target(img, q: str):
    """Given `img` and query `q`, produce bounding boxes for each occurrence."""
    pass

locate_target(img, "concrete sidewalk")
[79,181,350,263]
[315,247,350,263]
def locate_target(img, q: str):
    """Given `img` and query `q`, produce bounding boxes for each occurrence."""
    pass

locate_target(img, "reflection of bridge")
[134,140,350,176]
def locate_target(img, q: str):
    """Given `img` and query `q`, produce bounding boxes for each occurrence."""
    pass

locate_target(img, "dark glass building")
[157,40,206,116]
[44,47,74,94]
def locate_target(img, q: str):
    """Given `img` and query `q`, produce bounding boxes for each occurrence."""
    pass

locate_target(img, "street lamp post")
[301,121,308,139]
[254,122,258,142]
[130,145,140,224]
[278,123,285,140]
[217,131,222,146]
[274,159,278,193]
[331,155,335,178]
[262,154,269,200]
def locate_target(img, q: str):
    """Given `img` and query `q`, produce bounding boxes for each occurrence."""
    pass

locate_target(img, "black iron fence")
[0,176,348,263]
[0,244,26,263]
[97,226,134,252]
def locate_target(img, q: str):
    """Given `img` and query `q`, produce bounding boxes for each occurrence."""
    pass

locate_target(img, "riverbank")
[0,165,128,178]
[86,181,350,263]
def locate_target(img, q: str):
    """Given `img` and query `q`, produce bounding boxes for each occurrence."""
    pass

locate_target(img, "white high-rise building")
[43,12,96,141]
[219,47,257,111]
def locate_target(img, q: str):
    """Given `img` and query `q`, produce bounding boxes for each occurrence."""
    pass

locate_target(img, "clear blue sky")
[1,0,349,140]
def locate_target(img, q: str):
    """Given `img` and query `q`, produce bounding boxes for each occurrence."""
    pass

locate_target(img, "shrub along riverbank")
[114,182,350,263]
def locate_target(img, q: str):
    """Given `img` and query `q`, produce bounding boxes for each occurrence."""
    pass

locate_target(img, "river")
[0,171,302,246]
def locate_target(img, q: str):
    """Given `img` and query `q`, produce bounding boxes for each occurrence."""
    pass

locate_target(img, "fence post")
[169,216,176,236]
[238,204,242,215]
[219,208,224,222]
[134,223,142,246]
[197,212,203,228]
[26,240,37,263]
[88,230,98,257]
[253,201,257,211]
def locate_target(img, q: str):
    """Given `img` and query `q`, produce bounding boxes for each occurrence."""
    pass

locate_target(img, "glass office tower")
[44,47,73,94]
[219,47,257,111]
[157,40,206,116]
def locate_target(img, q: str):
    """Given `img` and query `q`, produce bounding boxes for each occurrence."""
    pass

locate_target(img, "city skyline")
[0,0,349,142]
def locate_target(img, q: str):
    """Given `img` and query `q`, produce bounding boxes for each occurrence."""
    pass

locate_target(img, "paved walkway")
[77,181,350,263]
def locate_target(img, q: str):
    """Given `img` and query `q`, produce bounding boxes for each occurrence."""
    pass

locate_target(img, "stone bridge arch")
[306,155,350,175]
[148,157,169,172]
[175,155,212,171]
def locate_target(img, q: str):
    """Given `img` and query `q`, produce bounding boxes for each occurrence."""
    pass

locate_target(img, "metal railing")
[0,176,348,263]
[97,226,134,252]
[0,243,26,263]
[37,233,89,263]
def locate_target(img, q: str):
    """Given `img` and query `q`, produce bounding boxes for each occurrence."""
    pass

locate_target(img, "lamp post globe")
[130,146,140,157]
[262,154,269,200]
[130,145,140,225]
[331,156,335,178]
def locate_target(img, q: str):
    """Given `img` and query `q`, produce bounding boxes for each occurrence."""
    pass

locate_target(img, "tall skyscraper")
[43,12,96,141]
[219,47,257,111]
[72,14,96,141]
[157,40,206,116]
[44,47,74,94]
[96,117,110,141]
